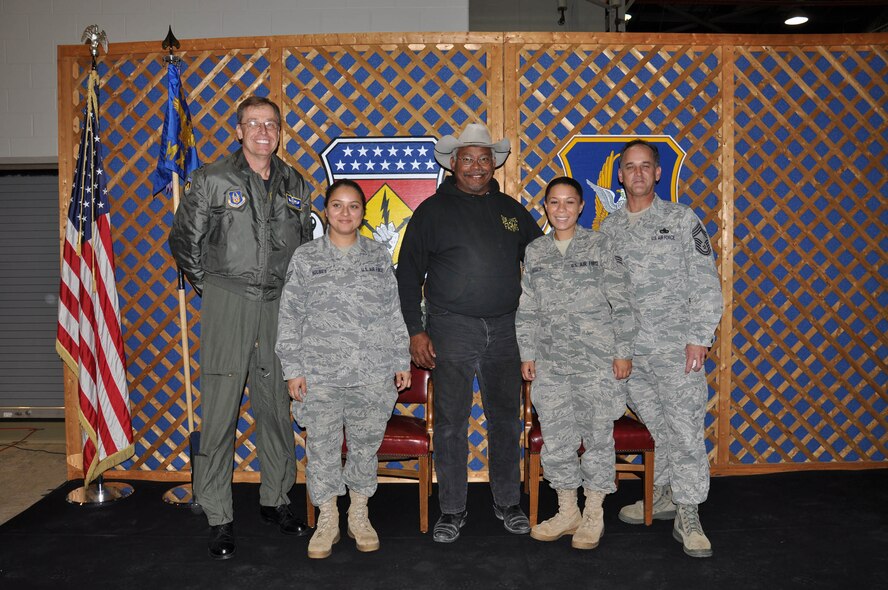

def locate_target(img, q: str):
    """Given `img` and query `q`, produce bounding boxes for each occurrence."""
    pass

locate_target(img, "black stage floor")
[1,469,885,589]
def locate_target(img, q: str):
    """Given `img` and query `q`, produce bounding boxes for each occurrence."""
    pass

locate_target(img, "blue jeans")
[427,303,523,514]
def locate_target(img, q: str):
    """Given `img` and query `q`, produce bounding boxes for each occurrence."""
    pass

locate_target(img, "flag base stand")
[66,480,133,506]
[163,483,204,514]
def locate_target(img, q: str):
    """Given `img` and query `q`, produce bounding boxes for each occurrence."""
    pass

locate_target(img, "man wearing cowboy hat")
[397,123,543,543]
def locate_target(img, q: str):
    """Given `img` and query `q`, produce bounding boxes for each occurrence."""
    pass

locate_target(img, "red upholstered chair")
[522,380,655,526]
[305,364,434,532]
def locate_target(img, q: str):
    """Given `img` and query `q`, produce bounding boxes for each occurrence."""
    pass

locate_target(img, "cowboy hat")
[434,123,511,170]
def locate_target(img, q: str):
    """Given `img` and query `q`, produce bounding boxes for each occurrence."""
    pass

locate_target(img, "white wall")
[0,0,469,164]
[470,0,604,33]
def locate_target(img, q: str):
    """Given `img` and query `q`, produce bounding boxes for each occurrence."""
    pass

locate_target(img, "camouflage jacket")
[516,227,637,375]
[599,195,723,355]
[276,234,410,387]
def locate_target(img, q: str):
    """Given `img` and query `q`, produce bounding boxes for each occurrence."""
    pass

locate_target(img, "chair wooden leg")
[428,455,434,497]
[306,486,316,528]
[643,449,654,526]
[523,451,529,494]
[419,455,430,533]
[528,453,541,527]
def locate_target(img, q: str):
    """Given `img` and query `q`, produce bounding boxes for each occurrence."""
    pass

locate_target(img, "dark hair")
[324,178,366,212]
[619,139,660,167]
[544,176,584,202]
[236,95,281,125]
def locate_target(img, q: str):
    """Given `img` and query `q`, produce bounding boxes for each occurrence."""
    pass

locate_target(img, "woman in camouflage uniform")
[276,179,411,559]
[516,176,636,550]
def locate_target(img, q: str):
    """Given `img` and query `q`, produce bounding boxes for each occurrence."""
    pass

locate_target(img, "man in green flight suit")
[169,95,313,560]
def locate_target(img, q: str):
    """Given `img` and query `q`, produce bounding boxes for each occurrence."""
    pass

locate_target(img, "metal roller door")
[0,172,63,418]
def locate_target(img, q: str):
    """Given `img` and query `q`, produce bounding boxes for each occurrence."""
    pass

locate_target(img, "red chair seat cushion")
[376,415,430,457]
[527,414,654,454]
[613,415,655,452]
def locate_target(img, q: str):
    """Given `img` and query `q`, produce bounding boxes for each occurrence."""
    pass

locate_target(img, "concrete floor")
[0,420,68,525]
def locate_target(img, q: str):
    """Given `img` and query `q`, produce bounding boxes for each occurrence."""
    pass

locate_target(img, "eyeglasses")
[241,119,280,133]
[455,155,493,167]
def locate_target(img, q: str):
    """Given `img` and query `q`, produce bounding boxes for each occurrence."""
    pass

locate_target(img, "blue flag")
[150,61,200,195]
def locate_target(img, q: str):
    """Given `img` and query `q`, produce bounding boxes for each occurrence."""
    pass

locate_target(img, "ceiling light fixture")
[784,11,809,26]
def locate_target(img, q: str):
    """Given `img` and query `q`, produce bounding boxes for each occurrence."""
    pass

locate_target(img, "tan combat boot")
[572,490,605,550]
[530,488,582,542]
[307,497,340,559]
[347,490,380,552]
[618,484,677,524]
[673,503,713,558]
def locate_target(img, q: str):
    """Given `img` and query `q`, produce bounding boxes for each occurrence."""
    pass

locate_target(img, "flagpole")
[64,25,134,506]
[172,172,196,439]
[155,27,202,512]
[163,164,203,513]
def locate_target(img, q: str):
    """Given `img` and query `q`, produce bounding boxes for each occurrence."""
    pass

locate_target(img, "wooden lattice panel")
[509,39,726,462]
[281,40,501,474]
[281,41,499,187]
[59,36,505,479]
[729,44,887,466]
[57,33,887,481]
[62,48,275,477]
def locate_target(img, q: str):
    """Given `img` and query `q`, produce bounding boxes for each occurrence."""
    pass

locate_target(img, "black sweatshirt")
[396,177,543,335]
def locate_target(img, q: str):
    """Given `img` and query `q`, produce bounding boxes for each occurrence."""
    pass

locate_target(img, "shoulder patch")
[692,222,712,256]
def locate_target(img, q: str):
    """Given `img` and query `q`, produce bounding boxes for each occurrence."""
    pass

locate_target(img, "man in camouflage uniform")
[599,139,723,558]
[276,179,411,559]
[169,96,312,560]
[516,176,636,550]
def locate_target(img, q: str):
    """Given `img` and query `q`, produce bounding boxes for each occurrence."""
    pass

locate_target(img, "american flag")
[56,69,133,485]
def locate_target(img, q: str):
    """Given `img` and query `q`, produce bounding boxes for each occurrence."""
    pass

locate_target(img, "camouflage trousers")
[293,379,396,506]
[625,351,710,505]
[534,367,627,493]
